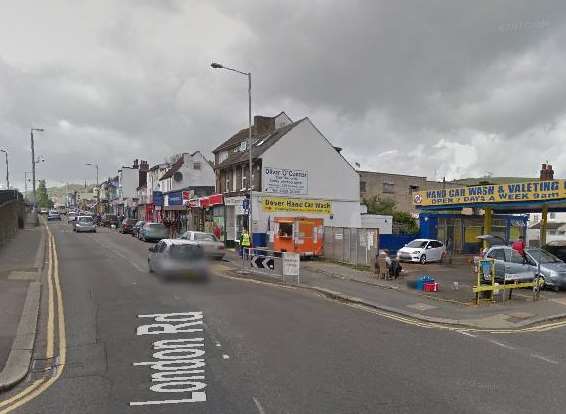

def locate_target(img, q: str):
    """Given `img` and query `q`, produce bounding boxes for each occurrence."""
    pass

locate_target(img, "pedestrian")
[240,229,251,259]
[512,235,526,262]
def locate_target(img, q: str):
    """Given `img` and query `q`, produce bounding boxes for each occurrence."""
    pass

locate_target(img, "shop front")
[414,178,566,253]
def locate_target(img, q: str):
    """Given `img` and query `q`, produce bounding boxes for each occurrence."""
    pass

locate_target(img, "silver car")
[74,215,96,233]
[179,231,225,260]
[140,222,169,242]
[525,248,566,291]
[148,239,208,278]
[484,246,535,283]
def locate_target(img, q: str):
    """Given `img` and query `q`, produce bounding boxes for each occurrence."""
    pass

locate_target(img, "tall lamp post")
[0,149,8,189]
[85,163,100,206]
[210,61,253,237]
[30,128,44,214]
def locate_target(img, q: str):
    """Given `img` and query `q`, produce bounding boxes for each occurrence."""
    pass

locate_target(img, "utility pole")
[30,128,44,215]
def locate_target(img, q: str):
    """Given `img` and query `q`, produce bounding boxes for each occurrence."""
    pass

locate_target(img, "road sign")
[283,252,300,276]
[251,255,274,270]
[242,198,250,211]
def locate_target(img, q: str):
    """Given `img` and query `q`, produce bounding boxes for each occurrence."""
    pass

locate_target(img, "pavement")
[4,223,566,413]
[0,218,44,391]
[222,251,566,330]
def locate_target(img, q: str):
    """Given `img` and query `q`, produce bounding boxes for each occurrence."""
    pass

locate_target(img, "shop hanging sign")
[261,197,332,214]
[263,167,308,195]
[413,180,566,207]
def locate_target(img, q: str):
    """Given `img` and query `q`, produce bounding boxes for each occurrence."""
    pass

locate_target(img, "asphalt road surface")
[5,221,566,413]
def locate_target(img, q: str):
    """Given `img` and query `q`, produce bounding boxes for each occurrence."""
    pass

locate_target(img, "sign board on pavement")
[283,252,300,276]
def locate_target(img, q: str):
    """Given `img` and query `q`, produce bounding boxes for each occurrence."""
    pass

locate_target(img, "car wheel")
[420,255,427,265]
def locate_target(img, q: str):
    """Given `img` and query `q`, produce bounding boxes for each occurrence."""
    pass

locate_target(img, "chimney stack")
[540,163,555,180]
[133,159,139,169]
[253,115,276,135]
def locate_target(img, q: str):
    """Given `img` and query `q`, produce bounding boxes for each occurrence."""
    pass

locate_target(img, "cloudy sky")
[1,0,565,190]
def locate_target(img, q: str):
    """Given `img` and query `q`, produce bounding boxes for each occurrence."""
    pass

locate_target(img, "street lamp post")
[0,149,8,189]
[86,163,100,212]
[30,128,44,214]
[210,62,253,238]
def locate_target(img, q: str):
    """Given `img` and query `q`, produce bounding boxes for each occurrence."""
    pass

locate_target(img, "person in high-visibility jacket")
[240,229,251,259]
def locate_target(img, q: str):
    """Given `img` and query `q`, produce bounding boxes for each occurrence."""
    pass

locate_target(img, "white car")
[74,216,96,233]
[397,239,446,264]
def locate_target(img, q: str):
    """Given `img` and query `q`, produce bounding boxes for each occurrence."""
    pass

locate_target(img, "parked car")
[147,239,207,278]
[102,214,119,227]
[542,241,566,263]
[397,239,446,264]
[74,215,96,233]
[524,248,566,291]
[120,218,138,234]
[132,220,145,238]
[140,222,169,242]
[67,212,77,224]
[483,246,535,283]
[178,231,225,260]
[47,211,61,221]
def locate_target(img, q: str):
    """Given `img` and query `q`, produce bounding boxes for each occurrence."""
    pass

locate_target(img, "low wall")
[0,191,25,249]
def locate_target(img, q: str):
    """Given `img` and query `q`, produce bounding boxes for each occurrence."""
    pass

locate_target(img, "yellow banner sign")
[261,197,332,214]
[413,180,566,207]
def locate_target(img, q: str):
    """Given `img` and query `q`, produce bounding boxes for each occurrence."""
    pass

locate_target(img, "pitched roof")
[212,111,290,153]
[159,156,184,181]
[214,119,305,169]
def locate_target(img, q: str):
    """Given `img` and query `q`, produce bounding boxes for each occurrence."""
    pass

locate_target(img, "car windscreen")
[526,249,562,264]
[406,240,428,248]
[79,217,93,224]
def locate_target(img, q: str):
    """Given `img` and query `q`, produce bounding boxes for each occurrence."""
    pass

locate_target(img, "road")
[3,220,566,413]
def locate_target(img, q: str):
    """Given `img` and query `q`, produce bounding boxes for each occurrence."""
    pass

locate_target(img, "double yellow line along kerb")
[0,225,67,413]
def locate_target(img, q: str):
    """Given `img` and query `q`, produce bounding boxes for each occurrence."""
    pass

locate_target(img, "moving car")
[120,218,138,234]
[483,246,535,283]
[147,239,207,278]
[178,230,225,260]
[139,222,169,242]
[47,211,61,221]
[132,220,145,238]
[397,239,446,264]
[74,215,96,233]
[102,214,119,227]
[67,212,77,224]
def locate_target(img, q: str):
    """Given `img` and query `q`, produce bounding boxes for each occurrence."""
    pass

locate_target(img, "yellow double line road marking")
[0,227,67,413]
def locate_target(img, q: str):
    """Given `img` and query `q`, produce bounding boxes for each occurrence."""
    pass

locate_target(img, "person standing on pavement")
[240,229,251,259]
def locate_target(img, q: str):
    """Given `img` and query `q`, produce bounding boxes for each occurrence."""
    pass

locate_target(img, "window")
[383,182,395,193]
[242,165,247,190]
[193,161,201,170]
[487,248,505,261]
[360,181,366,193]
[549,212,556,219]
[195,233,217,241]
[278,223,293,238]
[509,250,525,264]
[409,184,419,193]
[430,241,442,248]
[225,172,231,192]
[219,151,228,163]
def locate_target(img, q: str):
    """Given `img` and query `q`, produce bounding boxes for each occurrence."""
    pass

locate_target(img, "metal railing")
[322,227,379,267]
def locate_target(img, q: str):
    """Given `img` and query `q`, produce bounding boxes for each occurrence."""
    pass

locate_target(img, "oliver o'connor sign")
[263,167,308,195]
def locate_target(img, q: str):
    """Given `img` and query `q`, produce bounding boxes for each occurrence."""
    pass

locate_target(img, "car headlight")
[413,250,421,255]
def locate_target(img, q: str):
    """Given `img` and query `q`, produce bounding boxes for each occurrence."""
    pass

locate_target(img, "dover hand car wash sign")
[413,180,566,207]
[263,167,308,195]
[261,197,331,214]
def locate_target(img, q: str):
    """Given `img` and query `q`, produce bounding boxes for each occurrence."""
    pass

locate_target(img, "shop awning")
[189,194,224,209]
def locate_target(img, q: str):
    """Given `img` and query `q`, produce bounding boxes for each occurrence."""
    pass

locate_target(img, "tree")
[37,180,53,209]
[363,196,419,234]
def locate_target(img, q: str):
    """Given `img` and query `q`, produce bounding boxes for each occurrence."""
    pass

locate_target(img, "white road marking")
[530,353,559,365]
[488,339,515,350]
[253,397,266,414]
[222,354,230,359]
[458,331,477,338]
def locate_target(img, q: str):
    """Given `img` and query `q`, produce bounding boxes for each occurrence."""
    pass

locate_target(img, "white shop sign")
[263,167,308,195]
